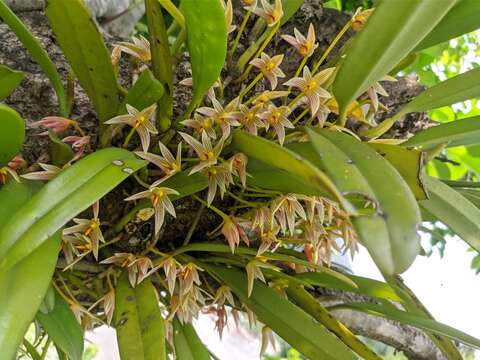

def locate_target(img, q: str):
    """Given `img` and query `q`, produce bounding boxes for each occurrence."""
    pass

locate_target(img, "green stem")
[286,56,309,97]
[238,73,264,99]
[40,338,52,360]
[192,194,230,221]
[229,11,251,62]
[312,19,351,73]
[134,172,150,188]
[292,108,309,125]
[171,28,186,55]
[122,127,136,148]
[226,189,258,207]
[158,0,185,29]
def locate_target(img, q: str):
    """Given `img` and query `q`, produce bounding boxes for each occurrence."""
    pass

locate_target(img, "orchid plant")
[2,0,480,359]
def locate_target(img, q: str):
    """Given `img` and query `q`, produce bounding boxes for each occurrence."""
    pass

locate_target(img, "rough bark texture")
[1,1,445,359]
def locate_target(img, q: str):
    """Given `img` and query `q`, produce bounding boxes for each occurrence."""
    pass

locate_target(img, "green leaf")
[399,68,480,115]
[204,264,356,360]
[182,0,227,110]
[295,272,407,303]
[331,302,480,349]
[415,0,480,51]
[45,0,119,124]
[48,130,74,167]
[419,176,480,252]
[0,64,24,101]
[0,104,25,167]
[0,180,60,360]
[232,130,353,213]
[404,116,480,150]
[36,290,84,360]
[0,148,147,271]
[114,273,166,360]
[121,69,164,114]
[0,1,67,115]
[368,143,427,200]
[302,129,421,275]
[173,318,210,360]
[333,0,457,115]
[281,0,304,25]
[144,0,173,131]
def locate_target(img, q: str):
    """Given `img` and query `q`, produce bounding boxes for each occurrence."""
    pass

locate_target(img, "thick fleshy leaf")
[295,272,407,302]
[36,290,83,360]
[0,148,147,271]
[114,273,166,360]
[48,130,74,167]
[404,116,480,150]
[0,180,60,360]
[45,0,119,123]
[333,0,457,115]
[121,69,164,114]
[0,1,67,115]
[144,0,173,130]
[415,0,480,51]
[302,129,421,275]
[173,318,210,360]
[232,130,352,213]
[181,0,227,110]
[204,264,356,360]
[368,143,427,200]
[419,176,480,252]
[0,64,24,101]
[331,302,480,349]
[0,104,25,167]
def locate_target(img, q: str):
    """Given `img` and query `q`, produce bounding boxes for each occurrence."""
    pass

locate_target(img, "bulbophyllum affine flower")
[251,206,274,233]
[169,285,205,324]
[258,105,294,145]
[113,35,151,63]
[251,90,290,109]
[223,0,236,34]
[367,75,396,112]
[281,23,318,57]
[158,256,180,295]
[32,116,74,135]
[351,8,375,32]
[182,114,217,139]
[241,0,257,11]
[284,66,333,115]
[271,194,306,235]
[250,53,286,90]
[214,285,235,307]
[21,163,62,181]
[180,132,224,174]
[101,253,155,287]
[228,152,248,188]
[63,202,104,259]
[63,135,90,161]
[61,234,92,265]
[135,142,182,181]
[221,216,250,253]
[178,263,203,296]
[0,156,24,184]
[245,257,277,297]
[124,186,179,235]
[258,223,281,255]
[260,326,276,357]
[105,104,158,152]
[238,104,264,135]
[204,164,234,205]
[196,98,242,138]
[252,0,283,27]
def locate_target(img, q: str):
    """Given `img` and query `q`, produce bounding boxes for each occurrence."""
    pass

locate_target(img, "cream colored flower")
[281,24,318,57]
[252,0,283,27]
[105,104,158,152]
[250,53,286,90]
